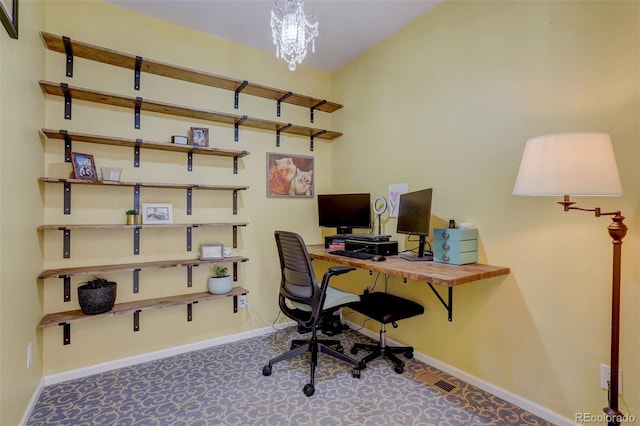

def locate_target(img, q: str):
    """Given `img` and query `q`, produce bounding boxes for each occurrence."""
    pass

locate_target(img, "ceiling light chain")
[271,0,319,71]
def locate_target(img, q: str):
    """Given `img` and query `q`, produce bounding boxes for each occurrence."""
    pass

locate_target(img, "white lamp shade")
[513,132,623,196]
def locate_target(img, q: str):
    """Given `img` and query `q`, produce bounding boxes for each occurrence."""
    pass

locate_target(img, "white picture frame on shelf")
[142,203,173,224]
[200,243,224,260]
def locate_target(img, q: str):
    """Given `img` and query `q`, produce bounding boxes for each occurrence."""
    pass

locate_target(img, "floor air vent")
[414,370,457,394]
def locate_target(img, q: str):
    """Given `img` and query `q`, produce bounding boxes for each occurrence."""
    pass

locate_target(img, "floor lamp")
[512,132,626,426]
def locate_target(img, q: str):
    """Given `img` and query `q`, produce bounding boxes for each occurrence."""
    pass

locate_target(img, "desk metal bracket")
[427,283,453,321]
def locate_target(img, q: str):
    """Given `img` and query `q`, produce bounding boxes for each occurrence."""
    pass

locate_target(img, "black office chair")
[349,291,424,374]
[262,231,363,397]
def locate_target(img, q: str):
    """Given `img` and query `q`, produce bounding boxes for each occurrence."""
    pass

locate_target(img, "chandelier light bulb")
[271,0,318,71]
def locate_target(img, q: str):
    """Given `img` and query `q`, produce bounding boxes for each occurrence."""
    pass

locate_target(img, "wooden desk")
[306,244,510,321]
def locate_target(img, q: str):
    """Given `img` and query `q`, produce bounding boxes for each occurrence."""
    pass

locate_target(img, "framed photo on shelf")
[70,152,98,181]
[190,127,209,147]
[0,0,18,39]
[200,243,224,260]
[142,203,173,224]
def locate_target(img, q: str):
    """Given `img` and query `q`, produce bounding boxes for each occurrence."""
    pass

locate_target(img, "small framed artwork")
[190,127,209,147]
[172,135,188,145]
[267,152,314,198]
[0,0,18,39]
[200,243,224,260]
[142,203,174,224]
[70,152,98,181]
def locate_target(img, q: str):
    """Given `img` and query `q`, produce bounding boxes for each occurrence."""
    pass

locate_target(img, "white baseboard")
[43,324,286,386]
[25,321,574,426]
[346,320,577,426]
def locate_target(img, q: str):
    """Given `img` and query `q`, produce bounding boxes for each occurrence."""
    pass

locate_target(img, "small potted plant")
[125,209,140,225]
[78,277,117,315]
[208,265,233,295]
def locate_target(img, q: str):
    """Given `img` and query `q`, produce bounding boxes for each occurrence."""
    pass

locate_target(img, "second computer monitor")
[317,193,371,235]
[397,188,433,261]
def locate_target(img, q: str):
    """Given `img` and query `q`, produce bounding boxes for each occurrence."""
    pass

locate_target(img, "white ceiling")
[106,0,441,71]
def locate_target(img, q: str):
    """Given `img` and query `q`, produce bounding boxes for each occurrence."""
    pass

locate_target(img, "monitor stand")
[399,236,433,261]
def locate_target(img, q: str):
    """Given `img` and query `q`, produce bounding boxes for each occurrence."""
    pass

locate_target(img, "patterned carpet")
[27,326,554,425]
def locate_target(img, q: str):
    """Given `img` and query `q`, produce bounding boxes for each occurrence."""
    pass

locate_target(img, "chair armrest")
[327,266,356,276]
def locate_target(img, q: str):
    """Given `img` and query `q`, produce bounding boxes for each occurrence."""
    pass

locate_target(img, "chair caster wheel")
[352,368,361,379]
[394,365,404,374]
[303,383,315,396]
[262,365,272,376]
[336,344,344,353]
[350,346,358,355]
[404,351,414,359]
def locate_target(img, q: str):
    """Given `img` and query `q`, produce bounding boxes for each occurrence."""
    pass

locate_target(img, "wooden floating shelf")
[39,256,249,280]
[38,287,249,329]
[42,128,250,158]
[38,222,249,231]
[39,177,248,192]
[41,31,342,114]
[39,80,342,144]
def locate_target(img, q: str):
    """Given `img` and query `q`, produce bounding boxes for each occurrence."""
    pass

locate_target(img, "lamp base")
[603,406,624,426]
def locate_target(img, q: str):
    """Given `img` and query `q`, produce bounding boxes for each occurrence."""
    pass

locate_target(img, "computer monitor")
[396,188,433,261]
[318,193,371,235]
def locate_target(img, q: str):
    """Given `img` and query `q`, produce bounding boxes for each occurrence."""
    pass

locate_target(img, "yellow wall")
[332,0,639,422]
[2,0,639,425]
[0,1,46,424]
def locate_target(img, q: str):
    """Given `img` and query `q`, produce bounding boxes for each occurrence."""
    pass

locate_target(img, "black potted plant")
[78,277,117,315]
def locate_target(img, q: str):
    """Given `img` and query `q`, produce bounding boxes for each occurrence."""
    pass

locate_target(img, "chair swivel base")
[350,341,414,374]
[262,332,363,397]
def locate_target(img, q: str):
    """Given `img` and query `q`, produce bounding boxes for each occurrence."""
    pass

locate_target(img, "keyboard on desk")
[329,250,375,260]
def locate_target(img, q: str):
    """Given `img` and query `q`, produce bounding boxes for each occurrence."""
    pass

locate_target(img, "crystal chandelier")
[270,0,319,71]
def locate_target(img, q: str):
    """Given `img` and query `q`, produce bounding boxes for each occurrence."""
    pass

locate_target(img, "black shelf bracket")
[133,310,141,332]
[60,322,71,345]
[310,100,327,123]
[133,226,140,255]
[234,115,248,142]
[134,139,142,167]
[133,268,140,293]
[234,80,248,109]
[59,274,71,302]
[233,155,239,175]
[233,295,238,313]
[276,123,292,147]
[187,301,198,322]
[427,283,454,322]
[232,190,238,215]
[310,130,326,152]
[61,83,72,120]
[134,56,142,91]
[58,227,71,258]
[232,225,238,248]
[62,36,73,77]
[187,146,199,172]
[186,186,194,215]
[60,130,72,162]
[186,226,193,251]
[186,264,198,287]
[233,262,238,282]
[134,97,142,129]
[133,184,141,213]
[63,180,71,214]
[277,92,292,117]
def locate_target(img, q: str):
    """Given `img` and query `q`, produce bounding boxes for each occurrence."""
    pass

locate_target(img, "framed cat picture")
[267,152,314,198]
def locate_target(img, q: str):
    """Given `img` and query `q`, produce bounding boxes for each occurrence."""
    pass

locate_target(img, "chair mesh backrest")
[274,231,323,328]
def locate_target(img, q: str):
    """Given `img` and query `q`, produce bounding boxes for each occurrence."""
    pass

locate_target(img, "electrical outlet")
[600,364,622,394]
[27,343,32,369]
[238,294,247,308]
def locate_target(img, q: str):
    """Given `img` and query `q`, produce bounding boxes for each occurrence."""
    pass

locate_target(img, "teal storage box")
[433,227,478,265]
[432,227,478,241]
